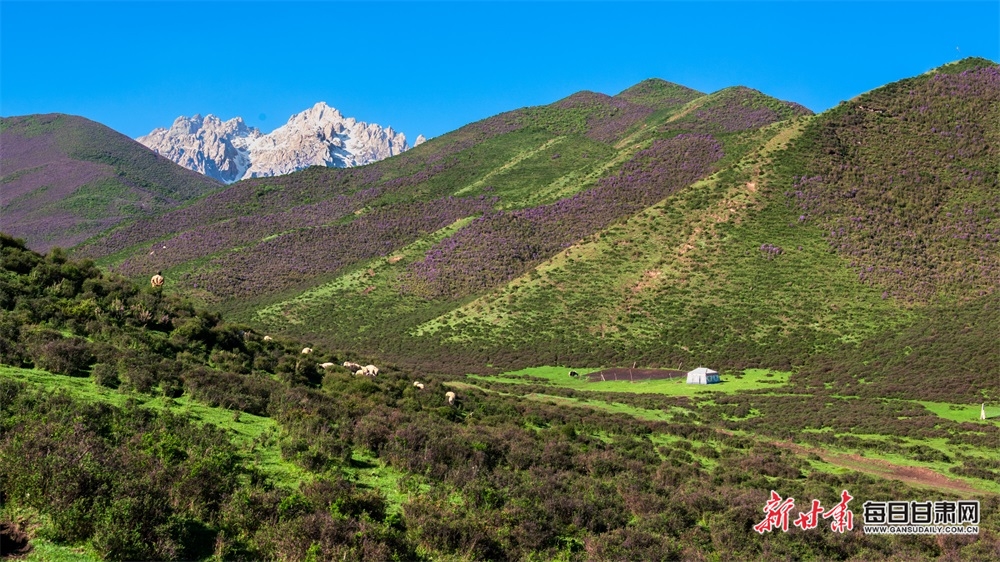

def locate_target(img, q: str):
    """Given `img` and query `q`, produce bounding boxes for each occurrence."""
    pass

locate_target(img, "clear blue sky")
[2,1,997,142]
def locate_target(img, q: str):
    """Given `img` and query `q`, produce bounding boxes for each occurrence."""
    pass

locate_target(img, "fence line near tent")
[587,368,687,382]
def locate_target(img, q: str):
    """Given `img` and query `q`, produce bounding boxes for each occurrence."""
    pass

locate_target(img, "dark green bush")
[91,363,120,388]
[33,337,93,376]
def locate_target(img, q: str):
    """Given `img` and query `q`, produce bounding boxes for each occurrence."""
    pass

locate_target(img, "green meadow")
[470,366,791,396]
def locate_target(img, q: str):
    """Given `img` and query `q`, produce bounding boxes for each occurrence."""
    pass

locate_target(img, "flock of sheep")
[152,273,457,404]
[337,360,380,377]
[299,347,457,404]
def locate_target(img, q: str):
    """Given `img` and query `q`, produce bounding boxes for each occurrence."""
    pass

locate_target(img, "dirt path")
[769,439,982,495]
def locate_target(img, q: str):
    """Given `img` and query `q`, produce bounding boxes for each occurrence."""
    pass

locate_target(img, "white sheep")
[263,335,273,342]
[445,391,456,405]
[364,364,379,376]
[413,381,425,390]
[150,273,164,288]
[343,362,362,373]
[301,347,313,355]
[320,362,335,369]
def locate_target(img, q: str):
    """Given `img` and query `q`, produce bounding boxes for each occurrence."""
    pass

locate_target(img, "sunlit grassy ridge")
[0,365,305,488]
[2,364,425,515]
[416,116,909,369]
[252,216,479,327]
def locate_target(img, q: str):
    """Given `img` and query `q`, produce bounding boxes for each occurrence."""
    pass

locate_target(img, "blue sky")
[2,1,997,142]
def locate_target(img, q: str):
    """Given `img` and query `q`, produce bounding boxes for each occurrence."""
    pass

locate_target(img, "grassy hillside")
[0,114,223,251]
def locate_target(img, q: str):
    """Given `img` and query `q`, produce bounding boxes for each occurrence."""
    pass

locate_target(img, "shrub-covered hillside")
[3,235,998,561]
[0,114,223,252]
[69,81,808,367]
[377,59,1000,384]
[779,60,1000,302]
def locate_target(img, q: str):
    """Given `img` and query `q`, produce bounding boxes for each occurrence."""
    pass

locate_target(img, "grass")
[525,383,999,494]
[452,136,567,197]
[347,449,429,515]
[254,216,478,327]
[469,366,791,397]
[913,399,1000,426]
[1,365,130,406]
[521,392,683,422]
[460,364,1000,496]
[789,430,1000,495]
[54,177,144,220]
[0,366,441,505]
[24,540,100,562]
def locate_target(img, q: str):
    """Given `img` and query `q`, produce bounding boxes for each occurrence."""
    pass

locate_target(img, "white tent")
[686,367,720,384]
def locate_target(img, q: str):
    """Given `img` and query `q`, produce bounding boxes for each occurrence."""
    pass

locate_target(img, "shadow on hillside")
[349,456,378,470]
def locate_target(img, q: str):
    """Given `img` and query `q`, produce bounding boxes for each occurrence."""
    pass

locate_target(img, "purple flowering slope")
[408,135,724,298]
[0,114,222,251]
[783,62,1000,301]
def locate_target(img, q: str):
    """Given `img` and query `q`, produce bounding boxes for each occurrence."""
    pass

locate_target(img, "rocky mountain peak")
[138,104,416,183]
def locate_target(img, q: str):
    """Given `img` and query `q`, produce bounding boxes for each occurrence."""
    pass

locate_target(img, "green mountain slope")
[411,117,907,369]
[242,61,999,383]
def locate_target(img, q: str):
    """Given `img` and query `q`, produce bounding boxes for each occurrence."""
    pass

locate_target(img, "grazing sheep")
[358,364,379,377]
[301,347,313,355]
[413,381,425,390]
[263,335,273,342]
[320,362,335,369]
[445,391,456,405]
[343,362,362,373]
[150,273,164,288]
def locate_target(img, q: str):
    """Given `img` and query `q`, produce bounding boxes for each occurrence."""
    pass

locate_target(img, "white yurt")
[686,367,720,384]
